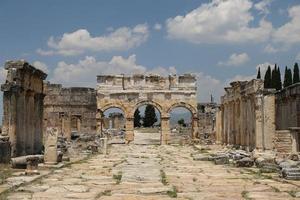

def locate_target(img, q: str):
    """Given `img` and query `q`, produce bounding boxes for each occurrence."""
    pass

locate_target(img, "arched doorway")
[169,107,193,144]
[132,101,162,145]
[98,106,126,140]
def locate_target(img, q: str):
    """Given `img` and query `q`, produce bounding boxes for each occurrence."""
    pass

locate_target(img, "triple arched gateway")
[96,74,198,144]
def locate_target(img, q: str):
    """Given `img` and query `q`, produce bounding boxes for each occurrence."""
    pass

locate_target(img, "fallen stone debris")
[193,145,300,180]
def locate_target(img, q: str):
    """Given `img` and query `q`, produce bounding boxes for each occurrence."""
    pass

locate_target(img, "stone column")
[33,93,43,154]
[9,91,18,156]
[96,110,103,136]
[263,94,276,150]
[229,101,233,144]
[192,116,199,139]
[25,91,35,155]
[223,103,228,144]
[240,98,246,147]
[161,117,170,145]
[125,118,134,143]
[63,115,72,140]
[255,93,263,149]
[44,127,58,164]
[76,116,81,133]
[2,91,10,136]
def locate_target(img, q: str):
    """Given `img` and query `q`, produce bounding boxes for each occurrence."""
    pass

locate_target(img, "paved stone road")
[5,132,300,200]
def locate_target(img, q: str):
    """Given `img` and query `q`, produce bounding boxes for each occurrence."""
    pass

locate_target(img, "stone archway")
[96,74,197,144]
[167,102,199,139]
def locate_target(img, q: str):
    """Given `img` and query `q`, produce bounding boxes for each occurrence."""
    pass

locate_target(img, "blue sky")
[1,0,300,108]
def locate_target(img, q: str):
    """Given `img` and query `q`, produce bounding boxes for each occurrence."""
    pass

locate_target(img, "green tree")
[143,105,157,127]
[271,65,277,89]
[293,62,300,84]
[276,67,282,90]
[284,66,293,88]
[134,109,142,127]
[257,67,261,79]
[177,118,186,127]
[264,66,272,88]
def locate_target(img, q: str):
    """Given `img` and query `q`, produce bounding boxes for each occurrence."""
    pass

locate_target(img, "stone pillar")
[229,101,233,144]
[263,94,276,150]
[44,127,58,164]
[27,91,35,154]
[192,116,199,139]
[125,118,134,143]
[2,91,10,137]
[34,93,43,154]
[9,91,18,156]
[255,93,264,149]
[96,110,103,136]
[223,103,228,144]
[63,114,72,140]
[76,116,81,133]
[240,98,245,147]
[161,117,170,145]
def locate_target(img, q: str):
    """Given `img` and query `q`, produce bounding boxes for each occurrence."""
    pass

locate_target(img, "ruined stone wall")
[219,79,276,150]
[96,74,198,144]
[275,83,300,130]
[1,60,47,157]
[44,83,97,140]
[197,103,218,135]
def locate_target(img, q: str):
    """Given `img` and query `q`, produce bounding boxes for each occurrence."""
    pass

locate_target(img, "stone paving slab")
[3,133,300,200]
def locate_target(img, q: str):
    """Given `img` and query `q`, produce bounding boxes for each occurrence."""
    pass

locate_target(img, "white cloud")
[38,24,149,56]
[296,53,300,61]
[225,74,255,85]
[196,72,224,103]
[148,66,176,76]
[273,5,300,46]
[256,62,276,77]
[36,48,55,56]
[32,61,49,74]
[153,23,162,31]
[50,55,176,87]
[166,0,273,44]
[218,53,250,67]
[254,0,273,15]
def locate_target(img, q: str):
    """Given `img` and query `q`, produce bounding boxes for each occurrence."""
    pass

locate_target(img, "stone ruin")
[216,79,300,155]
[96,74,199,144]
[197,102,219,144]
[1,60,47,158]
[214,79,300,180]
[43,83,97,140]
[216,79,276,151]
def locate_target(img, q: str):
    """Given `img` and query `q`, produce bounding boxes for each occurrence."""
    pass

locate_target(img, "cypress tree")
[287,69,293,86]
[276,67,282,90]
[271,65,277,89]
[143,105,157,127]
[284,67,293,88]
[257,67,261,79]
[134,109,142,127]
[264,66,272,88]
[284,66,289,88]
[293,62,300,84]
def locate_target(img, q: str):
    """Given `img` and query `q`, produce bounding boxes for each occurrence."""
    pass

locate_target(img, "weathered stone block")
[235,157,254,167]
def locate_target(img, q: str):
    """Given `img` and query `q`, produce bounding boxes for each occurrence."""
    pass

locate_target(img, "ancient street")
[5,132,300,200]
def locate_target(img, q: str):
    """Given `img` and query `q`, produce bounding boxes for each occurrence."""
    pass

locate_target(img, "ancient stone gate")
[96,74,198,144]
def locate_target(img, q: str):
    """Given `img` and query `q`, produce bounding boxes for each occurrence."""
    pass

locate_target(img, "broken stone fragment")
[235,157,254,167]
[279,160,298,169]
[281,168,300,180]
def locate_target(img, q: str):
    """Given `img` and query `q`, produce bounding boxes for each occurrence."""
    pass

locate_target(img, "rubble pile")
[193,146,300,180]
